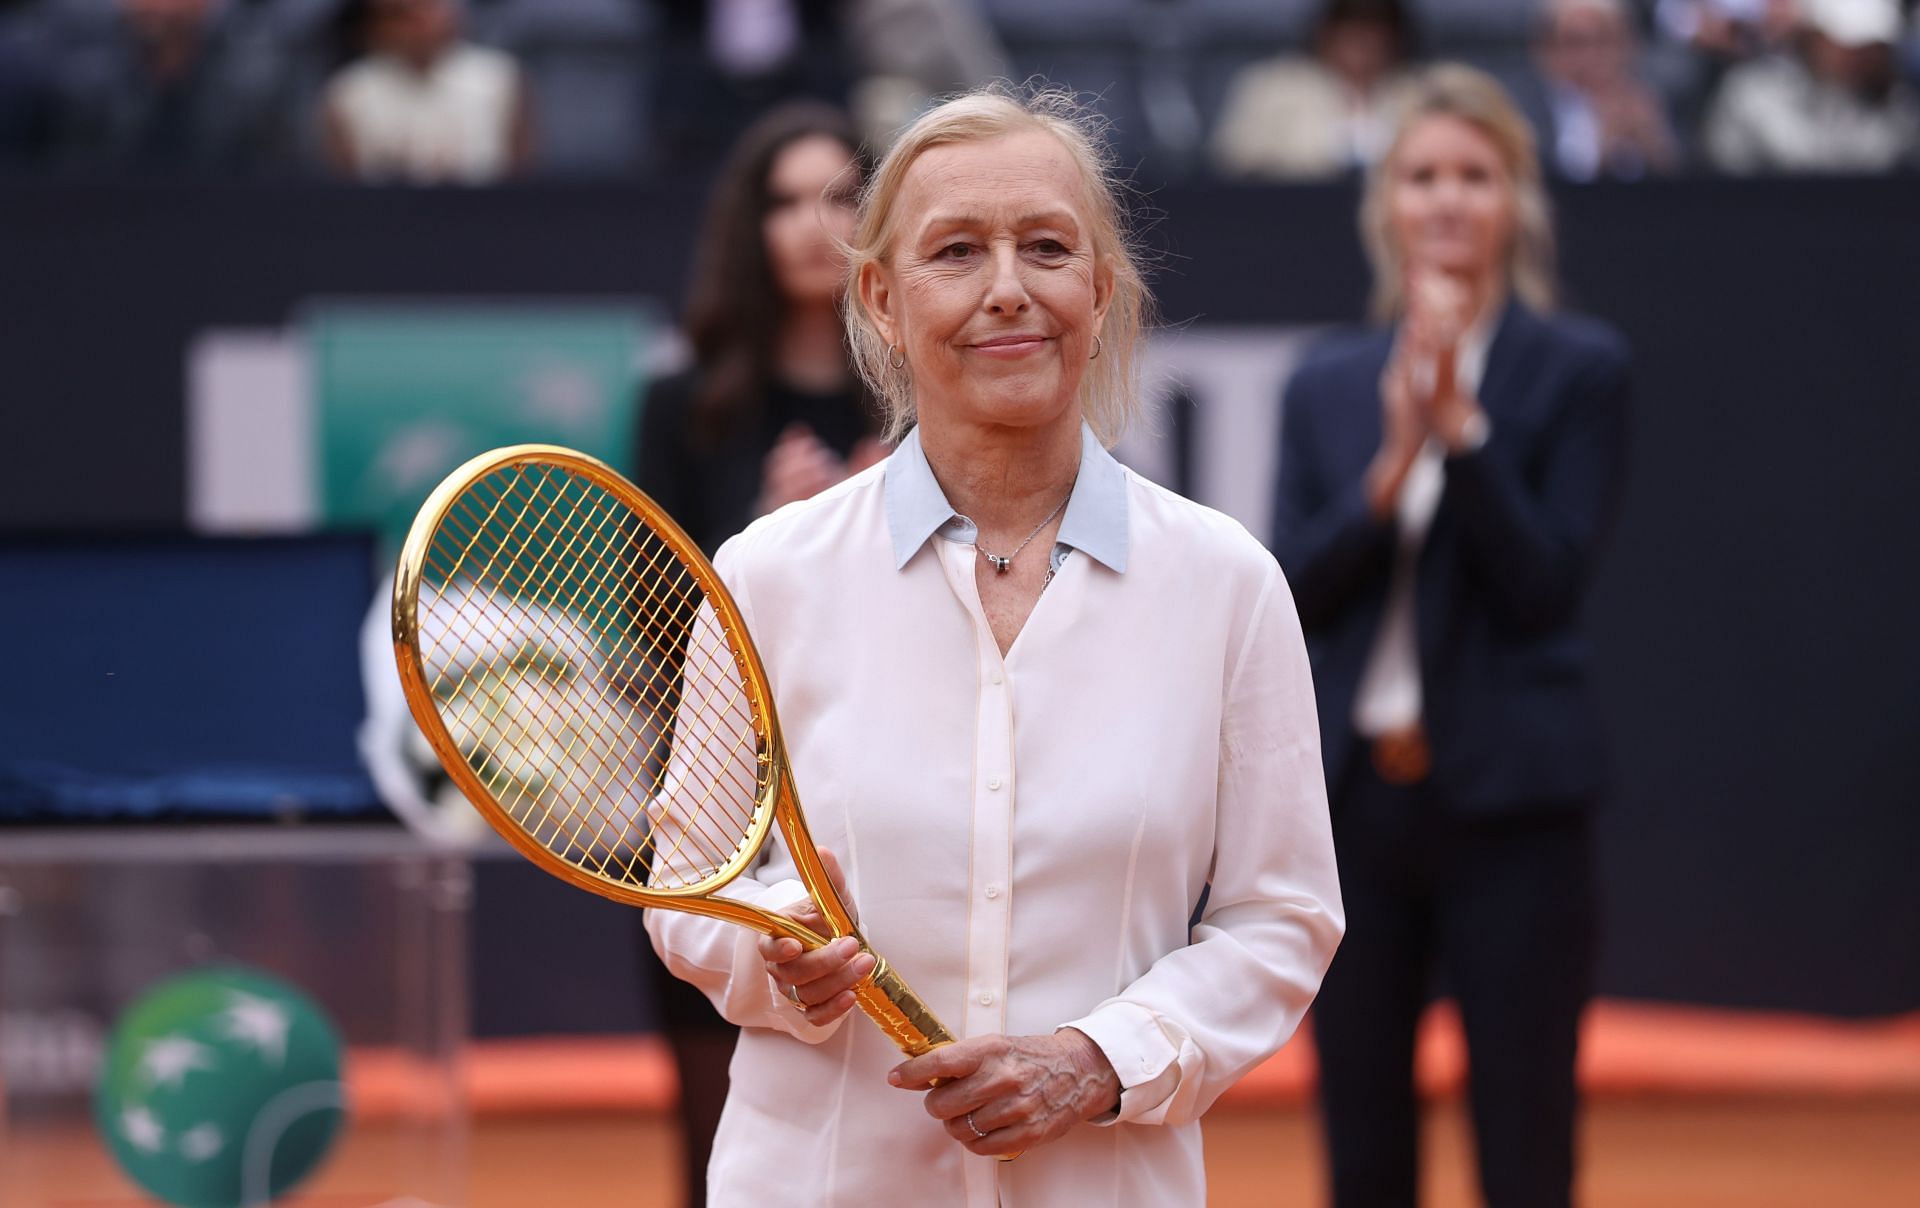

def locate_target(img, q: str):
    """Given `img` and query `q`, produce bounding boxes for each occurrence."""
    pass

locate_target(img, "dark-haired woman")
[634,103,884,555]
[629,101,881,1208]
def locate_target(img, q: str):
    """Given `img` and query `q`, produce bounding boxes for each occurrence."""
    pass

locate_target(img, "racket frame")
[393,444,952,1057]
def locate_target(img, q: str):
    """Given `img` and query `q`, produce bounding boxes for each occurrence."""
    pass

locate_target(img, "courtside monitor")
[0,533,385,823]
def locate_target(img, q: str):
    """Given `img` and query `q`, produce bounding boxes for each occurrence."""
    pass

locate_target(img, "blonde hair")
[842,83,1151,446]
[1360,64,1559,322]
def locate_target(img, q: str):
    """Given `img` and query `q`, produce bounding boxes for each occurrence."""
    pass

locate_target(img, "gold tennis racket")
[391,443,954,1058]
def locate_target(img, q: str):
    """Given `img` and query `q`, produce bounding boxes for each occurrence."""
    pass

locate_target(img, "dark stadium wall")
[2,179,1916,1028]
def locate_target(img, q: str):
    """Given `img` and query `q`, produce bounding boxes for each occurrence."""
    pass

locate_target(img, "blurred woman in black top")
[635,102,883,555]
[629,101,880,1206]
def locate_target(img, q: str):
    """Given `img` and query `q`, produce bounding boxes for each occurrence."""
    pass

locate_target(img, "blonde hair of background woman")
[842,83,1153,446]
[1360,64,1559,323]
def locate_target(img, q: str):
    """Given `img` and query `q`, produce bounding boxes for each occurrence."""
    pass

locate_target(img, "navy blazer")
[1270,302,1631,816]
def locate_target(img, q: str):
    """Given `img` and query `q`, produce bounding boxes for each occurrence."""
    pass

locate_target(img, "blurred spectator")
[634,101,883,555]
[843,0,1009,150]
[1211,0,1421,180]
[1704,0,1920,171]
[1908,7,1920,89]
[1908,3,1920,84]
[322,0,531,184]
[1518,0,1681,179]
[1272,64,1630,1208]
[1656,0,1802,61]
[52,0,292,172]
[653,0,856,173]
[0,0,56,167]
[1627,2,1795,143]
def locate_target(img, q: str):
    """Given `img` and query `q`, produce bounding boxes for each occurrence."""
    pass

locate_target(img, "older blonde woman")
[1269,65,1631,1208]
[647,87,1343,1205]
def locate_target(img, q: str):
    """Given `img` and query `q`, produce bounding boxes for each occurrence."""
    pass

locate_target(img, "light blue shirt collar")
[884,423,1130,574]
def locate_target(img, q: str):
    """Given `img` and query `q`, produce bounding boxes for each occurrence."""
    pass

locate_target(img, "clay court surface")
[13,1004,1920,1205]
[13,1095,1920,1206]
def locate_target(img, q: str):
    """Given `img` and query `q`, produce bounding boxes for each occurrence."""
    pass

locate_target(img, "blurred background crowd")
[2,0,1919,182]
[3,4,1918,1207]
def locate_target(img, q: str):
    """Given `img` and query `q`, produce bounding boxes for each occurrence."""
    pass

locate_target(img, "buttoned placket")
[935,537,1017,1205]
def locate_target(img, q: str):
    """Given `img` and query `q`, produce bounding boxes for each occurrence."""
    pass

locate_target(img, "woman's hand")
[757,423,849,515]
[757,849,874,1028]
[888,1028,1122,1158]
[1369,270,1491,515]
[1376,342,1428,457]
[1367,342,1430,518]
[1401,270,1488,455]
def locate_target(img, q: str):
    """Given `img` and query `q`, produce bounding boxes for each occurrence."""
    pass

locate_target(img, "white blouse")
[326,45,519,185]
[648,426,1343,1207]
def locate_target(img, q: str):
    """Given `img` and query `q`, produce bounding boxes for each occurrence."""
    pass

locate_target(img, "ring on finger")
[965,1111,989,1139]
[784,982,805,1007]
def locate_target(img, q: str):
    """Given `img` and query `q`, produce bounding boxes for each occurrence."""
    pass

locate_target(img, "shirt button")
[984,884,1000,899]
[987,777,1002,791]
[978,992,995,1006]
[990,670,1004,685]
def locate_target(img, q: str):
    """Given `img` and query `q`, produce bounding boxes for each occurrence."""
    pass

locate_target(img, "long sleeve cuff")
[1059,1002,1185,1126]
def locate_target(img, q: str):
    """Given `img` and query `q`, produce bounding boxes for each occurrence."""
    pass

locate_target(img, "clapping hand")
[757,423,851,516]
[1367,270,1487,516]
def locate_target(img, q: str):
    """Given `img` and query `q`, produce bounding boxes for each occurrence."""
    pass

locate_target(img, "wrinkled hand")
[888,1029,1122,1158]
[757,849,873,1027]
[757,423,849,515]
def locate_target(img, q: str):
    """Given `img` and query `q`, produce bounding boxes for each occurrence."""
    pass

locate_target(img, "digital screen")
[0,534,387,823]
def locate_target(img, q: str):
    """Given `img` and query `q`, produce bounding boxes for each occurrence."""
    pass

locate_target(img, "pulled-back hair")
[842,83,1153,446]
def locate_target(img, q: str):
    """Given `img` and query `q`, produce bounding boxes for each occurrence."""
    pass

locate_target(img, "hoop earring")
[1090,335,1103,361]
[888,345,907,371]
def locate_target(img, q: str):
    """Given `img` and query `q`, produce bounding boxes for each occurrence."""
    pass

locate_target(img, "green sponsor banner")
[311,302,654,550]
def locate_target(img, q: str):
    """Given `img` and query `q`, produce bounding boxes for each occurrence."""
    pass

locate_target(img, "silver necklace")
[972,492,1072,574]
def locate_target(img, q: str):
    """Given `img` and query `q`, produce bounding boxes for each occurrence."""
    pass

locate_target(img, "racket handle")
[852,956,956,1057]
[854,958,1022,1163]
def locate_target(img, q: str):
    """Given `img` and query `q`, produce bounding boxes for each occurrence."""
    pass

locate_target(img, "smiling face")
[857,130,1113,438]
[1385,114,1518,285]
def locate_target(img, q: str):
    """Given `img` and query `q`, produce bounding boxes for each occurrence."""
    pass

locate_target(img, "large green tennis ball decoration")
[94,967,346,1208]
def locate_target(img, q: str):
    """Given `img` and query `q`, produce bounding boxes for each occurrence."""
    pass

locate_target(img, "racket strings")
[414,462,771,891]
[426,479,758,886]
[435,480,762,883]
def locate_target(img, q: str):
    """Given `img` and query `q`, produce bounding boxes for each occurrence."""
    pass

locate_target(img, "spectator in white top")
[1211,0,1422,181]
[322,0,531,184]
[1704,0,1920,172]
[1523,0,1681,179]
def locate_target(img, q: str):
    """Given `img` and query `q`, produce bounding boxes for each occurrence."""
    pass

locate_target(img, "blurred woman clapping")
[1271,65,1631,1208]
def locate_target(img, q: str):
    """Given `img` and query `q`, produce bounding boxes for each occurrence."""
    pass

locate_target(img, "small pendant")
[987,554,1011,574]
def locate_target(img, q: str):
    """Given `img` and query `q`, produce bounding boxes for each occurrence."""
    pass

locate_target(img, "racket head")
[391,444,787,911]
